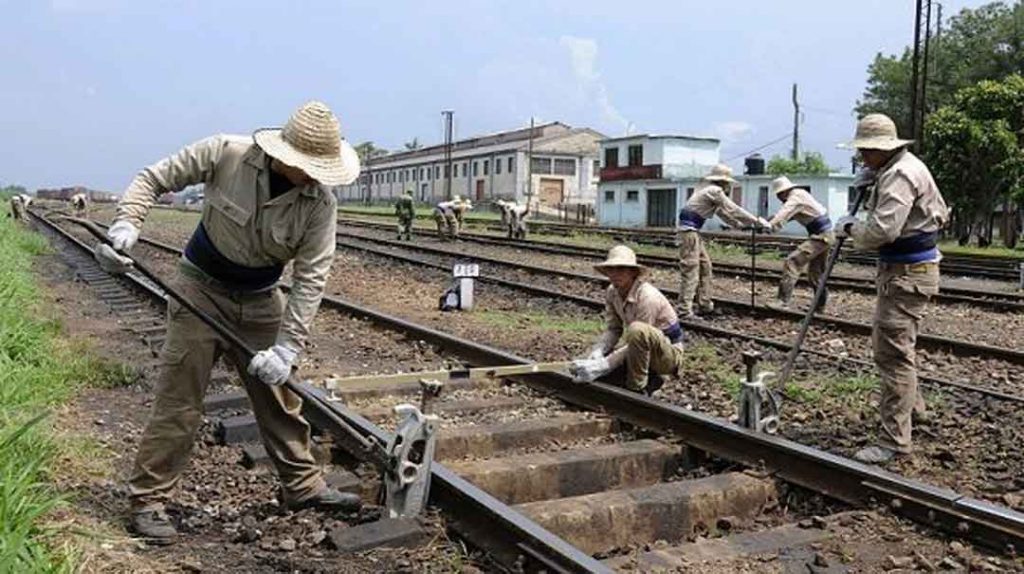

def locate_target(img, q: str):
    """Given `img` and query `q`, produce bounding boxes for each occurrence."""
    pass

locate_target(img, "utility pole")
[526,117,535,203]
[920,0,933,148]
[791,83,800,161]
[909,0,924,149]
[442,110,454,200]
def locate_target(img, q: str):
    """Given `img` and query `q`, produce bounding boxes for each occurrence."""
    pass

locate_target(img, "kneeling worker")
[571,245,685,395]
[94,101,363,544]
[766,176,834,310]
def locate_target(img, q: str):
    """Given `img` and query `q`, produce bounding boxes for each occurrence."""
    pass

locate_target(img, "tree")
[404,138,422,150]
[765,152,831,176]
[924,74,1024,247]
[353,141,389,161]
[0,185,27,199]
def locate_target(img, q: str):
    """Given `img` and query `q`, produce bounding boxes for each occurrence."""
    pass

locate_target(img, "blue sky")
[0,0,988,191]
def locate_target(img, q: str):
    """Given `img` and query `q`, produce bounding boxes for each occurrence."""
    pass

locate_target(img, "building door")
[646,188,676,227]
[758,186,770,218]
[475,180,485,201]
[539,178,564,206]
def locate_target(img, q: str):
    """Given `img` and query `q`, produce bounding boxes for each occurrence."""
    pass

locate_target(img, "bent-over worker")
[71,192,89,215]
[765,176,835,310]
[9,194,26,221]
[395,189,415,241]
[571,245,685,396]
[836,113,949,464]
[677,163,770,317]
[94,101,363,544]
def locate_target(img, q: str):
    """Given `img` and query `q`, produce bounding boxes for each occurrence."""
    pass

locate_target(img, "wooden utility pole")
[920,0,933,148]
[791,83,800,161]
[909,0,924,148]
[526,117,535,202]
[442,110,454,200]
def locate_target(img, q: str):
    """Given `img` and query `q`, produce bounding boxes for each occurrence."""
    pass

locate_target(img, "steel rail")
[335,230,1024,366]
[338,218,1024,310]
[335,235,1024,405]
[49,210,1024,554]
[30,211,607,574]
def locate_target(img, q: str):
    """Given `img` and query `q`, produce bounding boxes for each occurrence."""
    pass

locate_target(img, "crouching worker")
[570,245,685,396]
[93,101,363,544]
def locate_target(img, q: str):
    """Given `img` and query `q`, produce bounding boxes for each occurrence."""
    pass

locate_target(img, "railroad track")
[338,210,1024,282]
[39,210,1024,570]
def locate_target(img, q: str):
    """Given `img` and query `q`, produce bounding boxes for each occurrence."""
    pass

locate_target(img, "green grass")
[339,204,503,221]
[937,240,1024,259]
[782,373,879,404]
[677,342,740,395]
[475,309,603,334]
[0,217,122,571]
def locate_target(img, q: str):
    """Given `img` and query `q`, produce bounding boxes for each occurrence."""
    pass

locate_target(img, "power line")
[724,132,793,161]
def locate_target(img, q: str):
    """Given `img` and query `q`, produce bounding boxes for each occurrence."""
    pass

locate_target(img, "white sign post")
[453,263,479,311]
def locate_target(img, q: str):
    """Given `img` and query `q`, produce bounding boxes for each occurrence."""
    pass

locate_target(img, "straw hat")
[460,198,474,210]
[770,176,799,197]
[594,245,646,275]
[703,163,736,183]
[253,101,361,186]
[843,113,913,151]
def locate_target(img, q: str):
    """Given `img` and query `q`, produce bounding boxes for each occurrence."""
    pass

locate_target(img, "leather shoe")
[129,508,177,545]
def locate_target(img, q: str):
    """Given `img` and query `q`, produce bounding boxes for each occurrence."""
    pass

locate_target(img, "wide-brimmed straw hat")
[460,198,474,210]
[843,113,913,151]
[703,163,736,183]
[594,245,647,275]
[253,101,361,186]
[770,176,800,196]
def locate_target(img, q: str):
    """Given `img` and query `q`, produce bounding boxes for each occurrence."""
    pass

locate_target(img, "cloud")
[559,35,632,136]
[711,121,755,143]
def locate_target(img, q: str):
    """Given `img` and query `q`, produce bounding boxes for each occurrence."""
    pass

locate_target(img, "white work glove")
[835,215,859,238]
[247,344,298,386]
[586,347,606,361]
[852,168,877,189]
[108,220,140,251]
[570,356,611,384]
[94,220,141,274]
[756,217,773,232]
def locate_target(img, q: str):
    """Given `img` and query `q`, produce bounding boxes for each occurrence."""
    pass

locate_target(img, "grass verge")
[0,217,126,571]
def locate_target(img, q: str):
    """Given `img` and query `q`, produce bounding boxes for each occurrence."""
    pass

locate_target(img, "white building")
[336,122,606,210]
[596,135,856,235]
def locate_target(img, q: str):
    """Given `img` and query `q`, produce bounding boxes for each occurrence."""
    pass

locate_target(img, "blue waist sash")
[662,322,684,344]
[678,208,705,229]
[805,214,833,235]
[878,231,939,264]
[184,223,284,291]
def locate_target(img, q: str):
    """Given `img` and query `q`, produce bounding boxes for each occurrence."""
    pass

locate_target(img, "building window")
[419,168,424,180]
[604,190,615,203]
[484,160,489,176]
[508,157,514,173]
[686,187,695,199]
[626,190,639,202]
[731,186,743,205]
[553,158,576,176]
[473,162,478,176]
[604,147,619,168]
[463,163,468,178]
[627,145,643,167]
[758,186,769,218]
[593,160,600,176]
[444,165,450,178]
[531,157,552,174]
[496,159,501,175]
[435,166,440,179]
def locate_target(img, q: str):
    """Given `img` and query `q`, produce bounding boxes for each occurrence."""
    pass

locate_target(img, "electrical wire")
[724,132,792,161]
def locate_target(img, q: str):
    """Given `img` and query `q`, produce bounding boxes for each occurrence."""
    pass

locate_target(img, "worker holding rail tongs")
[836,114,949,464]
[570,245,685,396]
[94,101,363,544]
[676,163,771,318]
[764,176,835,311]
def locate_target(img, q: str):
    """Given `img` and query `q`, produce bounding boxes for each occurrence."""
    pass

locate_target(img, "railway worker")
[433,196,460,241]
[495,199,514,236]
[93,101,363,543]
[452,197,473,237]
[508,200,529,240]
[71,192,89,215]
[836,113,949,464]
[395,189,415,241]
[676,163,770,318]
[765,176,834,310]
[9,194,26,221]
[570,245,685,396]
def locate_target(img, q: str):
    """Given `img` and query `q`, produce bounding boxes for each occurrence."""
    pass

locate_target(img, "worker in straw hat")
[9,194,26,221]
[570,245,685,395]
[433,195,461,241]
[395,189,415,241]
[452,197,473,236]
[835,113,948,464]
[764,176,835,311]
[677,163,770,318]
[94,101,362,544]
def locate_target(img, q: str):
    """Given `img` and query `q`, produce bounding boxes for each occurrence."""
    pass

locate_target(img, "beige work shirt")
[116,134,338,352]
[850,149,948,254]
[594,279,679,355]
[681,183,760,231]
[769,188,831,239]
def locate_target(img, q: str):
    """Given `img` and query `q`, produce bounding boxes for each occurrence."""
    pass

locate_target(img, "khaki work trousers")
[622,322,685,391]
[677,231,713,314]
[129,271,324,511]
[397,216,413,240]
[873,261,938,453]
[433,211,457,241]
[780,238,829,298]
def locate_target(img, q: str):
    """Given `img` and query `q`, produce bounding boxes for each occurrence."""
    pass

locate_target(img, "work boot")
[286,487,362,513]
[644,373,665,397]
[853,445,901,464]
[129,508,177,545]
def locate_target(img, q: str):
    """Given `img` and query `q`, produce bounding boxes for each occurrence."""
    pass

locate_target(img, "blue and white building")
[596,134,856,236]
